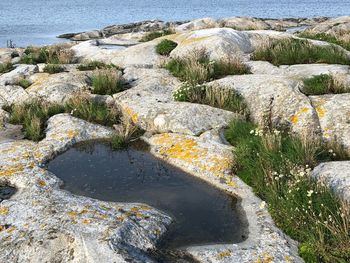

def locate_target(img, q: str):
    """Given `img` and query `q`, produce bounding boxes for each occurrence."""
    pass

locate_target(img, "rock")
[168,28,253,60]
[305,16,350,41]
[0,85,30,105]
[0,48,22,64]
[26,72,91,104]
[70,30,103,41]
[209,74,319,138]
[310,94,350,153]
[175,18,219,32]
[312,161,350,203]
[220,17,270,30]
[0,64,38,86]
[0,123,23,143]
[114,67,240,135]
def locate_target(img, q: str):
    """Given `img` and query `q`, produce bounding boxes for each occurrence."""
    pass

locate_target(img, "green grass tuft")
[91,69,124,95]
[16,78,32,89]
[140,30,174,42]
[0,62,14,74]
[302,74,350,95]
[298,32,350,51]
[252,38,350,66]
[109,134,127,150]
[43,64,65,74]
[225,119,350,262]
[156,39,178,56]
[77,61,118,71]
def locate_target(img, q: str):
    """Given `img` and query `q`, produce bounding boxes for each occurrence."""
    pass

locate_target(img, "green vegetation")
[77,61,118,71]
[298,32,350,51]
[19,45,74,65]
[156,39,178,56]
[302,74,350,95]
[140,30,174,42]
[91,69,123,95]
[165,50,251,85]
[0,62,13,74]
[43,64,65,74]
[16,78,31,89]
[252,38,350,66]
[5,97,119,141]
[225,119,350,262]
[173,83,248,116]
[110,134,127,149]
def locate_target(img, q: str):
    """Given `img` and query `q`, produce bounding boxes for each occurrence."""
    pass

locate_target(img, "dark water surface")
[1,0,350,47]
[47,141,247,249]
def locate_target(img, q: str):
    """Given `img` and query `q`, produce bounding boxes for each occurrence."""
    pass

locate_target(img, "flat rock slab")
[115,68,239,135]
[312,161,350,203]
[209,74,319,138]
[310,94,350,153]
[0,114,171,263]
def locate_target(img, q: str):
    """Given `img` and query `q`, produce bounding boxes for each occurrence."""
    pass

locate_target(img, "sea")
[1,0,350,47]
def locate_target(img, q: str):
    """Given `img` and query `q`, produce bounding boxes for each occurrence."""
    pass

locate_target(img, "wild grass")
[298,32,350,51]
[155,39,178,56]
[225,119,350,262]
[19,45,75,65]
[140,30,174,42]
[0,62,13,74]
[91,69,124,95]
[251,38,350,66]
[173,83,248,116]
[77,61,118,71]
[165,50,251,85]
[5,97,119,141]
[43,64,65,74]
[16,78,31,89]
[302,74,350,95]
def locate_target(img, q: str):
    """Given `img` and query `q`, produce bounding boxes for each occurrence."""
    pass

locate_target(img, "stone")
[305,16,350,41]
[0,85,30,105]
[220,17,270,30]
[26,71,91,104]
[312,161,350,203]
[310,94,350,153]
[209,74,319,138]
[0,64,38,86]
[114,67,240,135]
[175,18,219,32]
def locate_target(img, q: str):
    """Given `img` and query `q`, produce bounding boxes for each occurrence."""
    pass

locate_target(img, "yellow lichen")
[0,207,9,216]
[123,105,139,123]
[37,180,47,187]
[82,219,91,225]
[216,249,232,260]
[316,105,326,118]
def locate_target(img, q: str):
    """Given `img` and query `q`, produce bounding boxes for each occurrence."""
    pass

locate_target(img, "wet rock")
[310,94,350,153]
[312,161,350,203]
[209,74,319,138]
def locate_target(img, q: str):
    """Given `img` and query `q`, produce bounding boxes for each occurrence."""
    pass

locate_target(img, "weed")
[43,64,65,74]
[0,62,13,74]
[252,38,350,66]
[16,78,31,89]
[302,74,350,95]
[156,39,178,56]
[77,61,118,71]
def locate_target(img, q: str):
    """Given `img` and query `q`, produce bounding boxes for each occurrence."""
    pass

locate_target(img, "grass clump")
[225,119,350,262]
[302,74,350,95]
[91,69,124,95]
[16,78,31,89]
[19,45,74,65]
[43,64,65,74]
[298,32,350,51]
[77,61,117,71]
[5,97,119,141]
[252,38,350,66]
[140,30,174,42]
[156,39,178,56]
[165,50,251,85]
[0,62,13,74]
[173,83,248,116]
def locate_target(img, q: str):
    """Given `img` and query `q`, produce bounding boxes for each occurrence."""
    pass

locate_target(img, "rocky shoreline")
[0,16,350,262]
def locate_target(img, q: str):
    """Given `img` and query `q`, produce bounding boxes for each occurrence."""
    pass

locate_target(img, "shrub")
[91,69,123,95]
[140,30,174,42]
[19,45,74,65]
[156,39,178,55]
[302,74,350,95]
[0,62,13,73]
[5,97,120,141]
[173,83,248,116]
[43,64,64,74]
[77,61,117,71]
[165,50,250,85]
[225,119,350,262]
[20,47,50,64]
[298,32,350,51]
[251,38,350,66]
[16,78,31,89]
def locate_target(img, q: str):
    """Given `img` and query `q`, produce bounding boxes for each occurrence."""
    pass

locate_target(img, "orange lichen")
[0,207,9,216]
[216,249,232,259]
[315,106,326,118]
[37,180,47,187]
[290,115,299,124]
[82,219,91,225]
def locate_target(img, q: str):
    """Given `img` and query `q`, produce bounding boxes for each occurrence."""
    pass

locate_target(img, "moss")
[155,39,178,56]
[252,38,350,66]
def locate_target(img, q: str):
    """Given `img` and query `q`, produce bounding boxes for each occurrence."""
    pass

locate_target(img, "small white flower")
[307,190,314,197]
[259,201,266,209]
